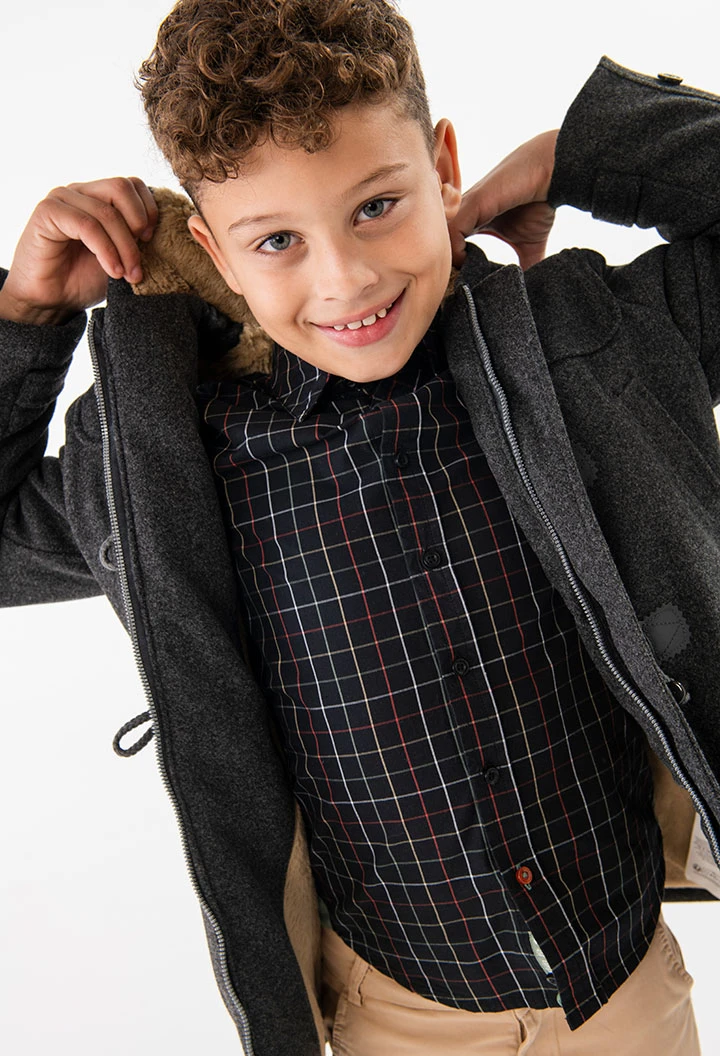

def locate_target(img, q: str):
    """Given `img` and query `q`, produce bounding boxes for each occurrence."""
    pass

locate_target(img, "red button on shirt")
[516,866,533,886]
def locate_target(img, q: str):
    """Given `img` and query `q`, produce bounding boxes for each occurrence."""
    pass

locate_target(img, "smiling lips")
[314,289,405,347]
[330,298,395,331]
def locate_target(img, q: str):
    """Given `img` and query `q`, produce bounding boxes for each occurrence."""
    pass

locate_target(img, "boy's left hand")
[449,129,559,271]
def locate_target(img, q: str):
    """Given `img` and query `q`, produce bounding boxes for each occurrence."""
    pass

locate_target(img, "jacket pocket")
[619,375,720,508]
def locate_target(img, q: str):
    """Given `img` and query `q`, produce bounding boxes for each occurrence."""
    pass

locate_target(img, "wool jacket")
[1,57,720,1053]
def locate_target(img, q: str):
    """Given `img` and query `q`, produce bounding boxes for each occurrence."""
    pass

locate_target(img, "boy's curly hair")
[137,0,434,195]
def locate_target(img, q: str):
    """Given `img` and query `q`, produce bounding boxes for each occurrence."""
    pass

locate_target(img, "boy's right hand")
[449,130,559,271]
[0,177,158,326]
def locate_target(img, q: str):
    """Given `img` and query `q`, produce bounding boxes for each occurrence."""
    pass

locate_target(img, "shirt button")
[452,657,470,677]
[395,451,409,468]
[516,865,533,887]
[421,547,443,570]
[657,72,683,85]
[483,765,500,786]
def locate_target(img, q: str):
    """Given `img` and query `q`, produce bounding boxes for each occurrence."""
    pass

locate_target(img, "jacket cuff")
[547,56,720,238]
[0,268,87,433]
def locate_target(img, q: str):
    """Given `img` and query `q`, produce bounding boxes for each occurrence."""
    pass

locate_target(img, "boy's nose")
[312,239,380,304]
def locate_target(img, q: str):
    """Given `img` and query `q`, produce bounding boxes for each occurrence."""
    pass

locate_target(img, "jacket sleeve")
[0,270,103,605]
[547,56,720,404]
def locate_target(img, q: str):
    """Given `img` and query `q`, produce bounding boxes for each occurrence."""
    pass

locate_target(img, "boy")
[0,1,718,1053]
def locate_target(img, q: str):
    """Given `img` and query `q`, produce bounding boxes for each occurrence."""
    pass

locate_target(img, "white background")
[1,0,719,1052]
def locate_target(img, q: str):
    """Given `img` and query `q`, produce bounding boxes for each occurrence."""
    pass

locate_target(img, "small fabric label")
[685,812,720,898]
[529,932,553,975]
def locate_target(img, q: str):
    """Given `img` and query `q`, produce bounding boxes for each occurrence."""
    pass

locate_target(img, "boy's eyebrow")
[227,162,410,234]
[351,162,410,194]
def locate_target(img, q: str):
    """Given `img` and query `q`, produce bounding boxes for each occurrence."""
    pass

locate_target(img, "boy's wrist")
[0,284,75,327]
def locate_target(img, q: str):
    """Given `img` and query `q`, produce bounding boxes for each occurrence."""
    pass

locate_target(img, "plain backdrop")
[1,1,719,1052]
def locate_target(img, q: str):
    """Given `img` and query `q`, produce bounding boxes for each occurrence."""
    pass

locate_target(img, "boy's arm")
[453,57,720,402]
[0,178,157,605]
[0,287,101,605]
[546,56,720,401]
[547,57,720,245]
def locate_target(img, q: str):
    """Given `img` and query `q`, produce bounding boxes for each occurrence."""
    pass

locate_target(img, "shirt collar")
[269,346,332,420]
[269,308,446,421]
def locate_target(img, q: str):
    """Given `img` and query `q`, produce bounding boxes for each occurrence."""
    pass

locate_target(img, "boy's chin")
[326,344,416,384]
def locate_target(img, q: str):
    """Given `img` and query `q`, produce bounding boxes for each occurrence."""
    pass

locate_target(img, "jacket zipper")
[87,315,255,1054]
[460,282,720,870]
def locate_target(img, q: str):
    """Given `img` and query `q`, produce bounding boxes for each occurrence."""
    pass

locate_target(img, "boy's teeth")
[331,300,394,331]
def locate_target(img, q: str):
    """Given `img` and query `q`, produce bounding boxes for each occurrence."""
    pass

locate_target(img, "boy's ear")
[433,118,462,220]
[187,214,243,295]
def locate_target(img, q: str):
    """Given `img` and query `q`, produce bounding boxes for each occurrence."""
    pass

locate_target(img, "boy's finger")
[64,177,156,243]
[34,200,122,280]
[128,177,160,240]
[454,184,505,245]
[44,187,143,281]
[516,239,549,271]
[452,193,488,241]
[449,228,468,269]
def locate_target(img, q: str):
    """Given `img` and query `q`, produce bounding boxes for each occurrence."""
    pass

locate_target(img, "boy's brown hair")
[137,0,434,197]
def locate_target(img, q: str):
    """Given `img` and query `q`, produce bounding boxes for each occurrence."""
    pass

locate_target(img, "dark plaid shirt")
[197,328,664,1028]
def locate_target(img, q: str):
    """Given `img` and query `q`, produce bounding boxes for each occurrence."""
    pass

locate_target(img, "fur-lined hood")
[131,186,275,378]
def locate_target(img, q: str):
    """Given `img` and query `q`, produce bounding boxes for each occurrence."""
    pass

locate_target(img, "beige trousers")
[320,916,700,1055]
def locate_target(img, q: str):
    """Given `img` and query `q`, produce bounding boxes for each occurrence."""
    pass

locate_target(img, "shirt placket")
[376,389,572,987]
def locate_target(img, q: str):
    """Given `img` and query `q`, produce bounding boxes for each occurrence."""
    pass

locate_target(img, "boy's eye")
[259,232,294,253]
[358,198,394,221]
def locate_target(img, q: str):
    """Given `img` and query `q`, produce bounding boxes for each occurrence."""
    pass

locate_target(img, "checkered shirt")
[197,328,664,1028]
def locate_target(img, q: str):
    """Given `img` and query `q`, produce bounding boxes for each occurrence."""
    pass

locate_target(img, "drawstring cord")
[113,711,154,757]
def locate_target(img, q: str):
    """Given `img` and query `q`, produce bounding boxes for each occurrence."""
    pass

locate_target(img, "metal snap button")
[99,534,117,572]
[667,678,689,706]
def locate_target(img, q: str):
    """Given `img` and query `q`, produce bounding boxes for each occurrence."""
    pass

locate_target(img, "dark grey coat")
[1,57,720,1054]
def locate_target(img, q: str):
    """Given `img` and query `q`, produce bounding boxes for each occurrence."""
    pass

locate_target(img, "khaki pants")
[321,917,700,1055]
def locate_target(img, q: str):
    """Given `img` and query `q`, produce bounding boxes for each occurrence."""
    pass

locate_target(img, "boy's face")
[188,101,462,383]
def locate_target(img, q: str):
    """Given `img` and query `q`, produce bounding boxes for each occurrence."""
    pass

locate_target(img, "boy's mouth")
[313,289,405,347]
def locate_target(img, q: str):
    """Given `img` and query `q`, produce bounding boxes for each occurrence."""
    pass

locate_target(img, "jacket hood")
[130,187,275,378]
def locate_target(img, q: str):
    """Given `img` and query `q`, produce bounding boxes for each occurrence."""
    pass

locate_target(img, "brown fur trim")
[131,187,274,377]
